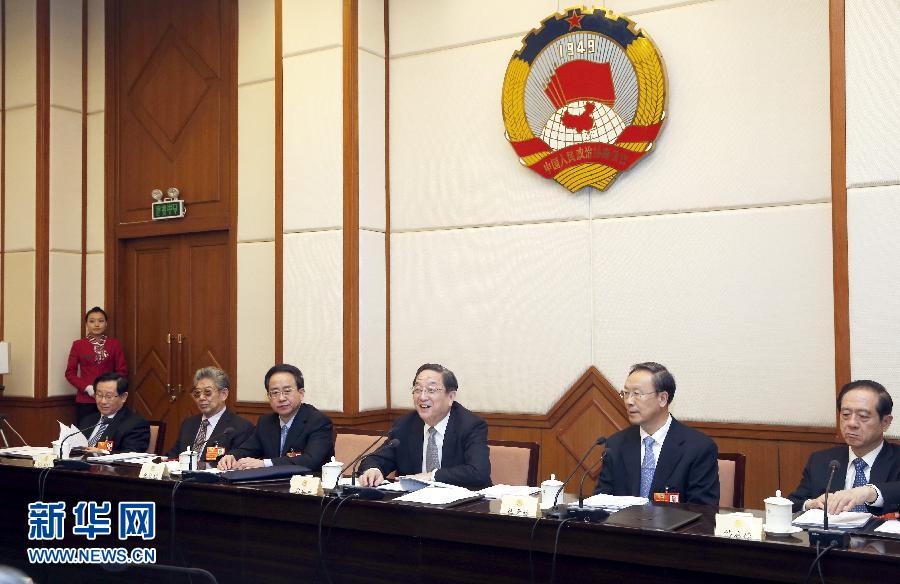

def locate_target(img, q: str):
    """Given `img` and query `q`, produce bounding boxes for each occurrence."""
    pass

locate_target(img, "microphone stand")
[808,459,849,548]
[339,439,400,501]
[545,436,606,520]
[567,450,611,522]
[54,419,105,470]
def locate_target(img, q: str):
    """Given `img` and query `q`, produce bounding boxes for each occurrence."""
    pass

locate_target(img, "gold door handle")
[167,332,175,401]
[176,333,185,391]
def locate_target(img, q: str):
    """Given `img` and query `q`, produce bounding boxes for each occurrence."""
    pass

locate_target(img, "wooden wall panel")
[0,396,75,446]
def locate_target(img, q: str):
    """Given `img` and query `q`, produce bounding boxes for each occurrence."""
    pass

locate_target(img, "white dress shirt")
[88,411,118,443]
[638,414,673,468]
[421,412,451,480]
[263,411,298,468]
[844,442,884,507]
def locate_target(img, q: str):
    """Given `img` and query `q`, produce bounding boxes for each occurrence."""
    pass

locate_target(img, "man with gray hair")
[165,366,253,465]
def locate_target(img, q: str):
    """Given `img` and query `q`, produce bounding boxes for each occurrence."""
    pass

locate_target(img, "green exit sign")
[152,200,186,220]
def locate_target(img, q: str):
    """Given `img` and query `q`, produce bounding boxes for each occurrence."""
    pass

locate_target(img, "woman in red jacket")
[66,307,129,424]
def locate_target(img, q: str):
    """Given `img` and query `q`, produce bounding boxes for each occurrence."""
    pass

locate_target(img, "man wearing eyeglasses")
[788,380,900,514]
[218,363,334,471]
[358,363,491,489]
[79,372,150,453]
[593,362,719,505]
[164,367,253,464]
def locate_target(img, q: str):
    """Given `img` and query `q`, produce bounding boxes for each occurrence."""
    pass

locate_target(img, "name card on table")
[33,453,57,468]
[139,462,170,480]
[714,512,763,541]
[500,495,540,518]
[290,475,323,496]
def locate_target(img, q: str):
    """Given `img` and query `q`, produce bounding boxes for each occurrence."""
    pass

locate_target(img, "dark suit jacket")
[229,404,334,470]
[79,407,150,454]
[164,409,254,460]
[359,401,492,489]
[593,417,720,505]
[787,442,900,512]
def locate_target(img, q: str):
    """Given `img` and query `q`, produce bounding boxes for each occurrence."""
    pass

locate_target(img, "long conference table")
[2,456,900,584]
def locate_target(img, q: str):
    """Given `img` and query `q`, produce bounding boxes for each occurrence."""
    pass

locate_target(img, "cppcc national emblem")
[502,7,667,192]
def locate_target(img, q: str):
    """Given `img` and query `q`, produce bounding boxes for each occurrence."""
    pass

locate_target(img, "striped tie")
[639,436,656,499]
[850,458,868,512]
[89,417,111,447]
[279,424,289,456]
[425,427,439,473]
[192,419,209,453]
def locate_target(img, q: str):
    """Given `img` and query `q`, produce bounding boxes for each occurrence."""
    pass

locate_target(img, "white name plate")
[139,462,170,480]
[715,512,763,541]
[290,475,323,496]
[499,494,540,518]
[33,453,57,468]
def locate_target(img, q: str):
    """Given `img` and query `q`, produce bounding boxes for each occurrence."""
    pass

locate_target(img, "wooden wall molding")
[33,0,50,398]
[829,0,849,401]
[274,0,283,363]
[0,395,76,446]
[80,0,87,323]
[342,0,360,415]
[1,0,6,383]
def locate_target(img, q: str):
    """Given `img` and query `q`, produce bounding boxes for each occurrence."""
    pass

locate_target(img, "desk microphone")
[545,436,606,520]
[808,459,849,548]
[54,420,105,470]
[344,431,391,487]
[340,438,400,500]
[568,448,612,522]
[0,414,29,447]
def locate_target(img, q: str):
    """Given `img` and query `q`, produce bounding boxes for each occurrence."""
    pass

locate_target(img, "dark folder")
[603,504,701,531]
[217,465,311,483]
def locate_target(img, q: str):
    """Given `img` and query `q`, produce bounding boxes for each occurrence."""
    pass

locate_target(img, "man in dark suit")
[165,366,253,464]
[79,372,150,454]
[217,363,334,471]
[789,380,900,514]
[358,363,491,490]
[593,362,719,505]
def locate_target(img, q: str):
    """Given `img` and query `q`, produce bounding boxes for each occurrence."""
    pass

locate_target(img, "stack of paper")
[86,452,157,464]
[792,509,871,529]
[394,486,478,505]
[336,478,406,491]
[477,485,541,499]
[875,520,900,534]
[57,421,88,449]
[0,446,53,457]
[575,493,649,510]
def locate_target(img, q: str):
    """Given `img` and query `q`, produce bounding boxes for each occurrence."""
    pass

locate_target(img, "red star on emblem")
[565,12,584,30]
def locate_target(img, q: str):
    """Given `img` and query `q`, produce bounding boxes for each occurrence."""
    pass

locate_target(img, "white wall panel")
[591,0,830,217]
[3,252,35,396]
[239,0,275,85]
[283,231,343,411]
[237,242,276,401]
[49,108,82,252]
[592,204,835,425]
[5,107,37,251]
[48,252,82,396]
[846,0,900,187]
[282,0,342,56]
[84,252,104,311]
[50,0,82,111]
[391,38,589,231]
[604,0,710,15]
[848,185,900,429]
[6,0,36,109]
[359,51,385,231]
[238,81,276,241]
[86,112,104,252]
[390,0,556,55]
[391,221,592,412]
[87,0,104,113]
[282,48,344,231]
[359,230,386,410]
[359,0,385,57]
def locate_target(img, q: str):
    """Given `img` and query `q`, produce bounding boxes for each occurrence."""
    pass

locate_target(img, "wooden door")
[120,232,231,453]
[109,0,235,234]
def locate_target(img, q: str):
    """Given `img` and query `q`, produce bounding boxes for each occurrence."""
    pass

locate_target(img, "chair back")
[147,420,166,455]
[717,452,746,508]
[334,428,386,476]
[487,440,540,486]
